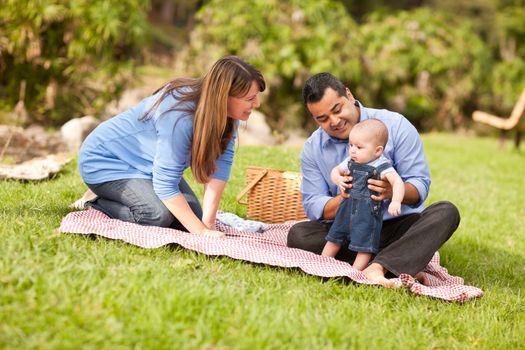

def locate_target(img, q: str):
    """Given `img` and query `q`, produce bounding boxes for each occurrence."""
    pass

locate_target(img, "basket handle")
[236,168,269,205]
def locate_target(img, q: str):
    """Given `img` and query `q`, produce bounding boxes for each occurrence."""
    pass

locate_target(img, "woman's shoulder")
[152,90,195,118]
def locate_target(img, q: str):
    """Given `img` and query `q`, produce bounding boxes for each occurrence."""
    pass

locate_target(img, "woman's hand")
[200,227,225,238]
[202,218,216,230]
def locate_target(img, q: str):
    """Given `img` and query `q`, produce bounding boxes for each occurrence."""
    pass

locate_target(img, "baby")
[321,118,405,271]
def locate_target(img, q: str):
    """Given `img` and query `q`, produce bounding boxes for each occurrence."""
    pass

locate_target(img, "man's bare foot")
[363,263,399,288]
[414,271,428,285]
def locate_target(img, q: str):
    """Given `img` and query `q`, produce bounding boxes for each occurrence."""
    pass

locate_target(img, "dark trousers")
[287,201,460,276]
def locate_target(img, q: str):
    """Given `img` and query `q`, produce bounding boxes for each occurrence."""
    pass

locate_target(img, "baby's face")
[348,129,381,164]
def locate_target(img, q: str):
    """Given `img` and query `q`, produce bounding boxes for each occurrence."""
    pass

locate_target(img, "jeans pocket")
[368,199,382,217]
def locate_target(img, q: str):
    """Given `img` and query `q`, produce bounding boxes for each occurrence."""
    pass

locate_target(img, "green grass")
[1,133,523,349]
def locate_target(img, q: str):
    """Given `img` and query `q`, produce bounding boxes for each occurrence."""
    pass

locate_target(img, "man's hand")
[368,177,392,201]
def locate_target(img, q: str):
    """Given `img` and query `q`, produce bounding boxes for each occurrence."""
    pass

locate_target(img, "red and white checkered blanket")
[59,209,483,302]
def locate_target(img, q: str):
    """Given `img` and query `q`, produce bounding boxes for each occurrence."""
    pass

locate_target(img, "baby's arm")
[383,171,405,216]
[331,166,348,195]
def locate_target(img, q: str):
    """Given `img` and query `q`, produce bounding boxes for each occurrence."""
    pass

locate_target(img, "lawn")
[0,133,523,349]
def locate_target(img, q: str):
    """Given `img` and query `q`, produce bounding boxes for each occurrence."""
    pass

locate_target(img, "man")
[287,73,460,287]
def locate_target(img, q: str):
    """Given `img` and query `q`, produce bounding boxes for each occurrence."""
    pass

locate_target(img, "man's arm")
[322,193,345,220]
[369,115,431,206]
[300,142,338,221]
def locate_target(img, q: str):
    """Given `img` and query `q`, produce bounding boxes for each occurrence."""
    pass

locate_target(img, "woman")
[78,56,266,237]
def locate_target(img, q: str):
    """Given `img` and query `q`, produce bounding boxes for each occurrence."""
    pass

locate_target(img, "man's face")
[306,87,360,140]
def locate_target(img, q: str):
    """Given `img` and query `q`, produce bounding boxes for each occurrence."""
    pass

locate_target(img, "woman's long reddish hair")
[143,56,265,183]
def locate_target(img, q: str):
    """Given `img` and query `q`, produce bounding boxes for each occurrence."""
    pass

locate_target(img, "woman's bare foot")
[69,189,98,209]
[363,263,399,288]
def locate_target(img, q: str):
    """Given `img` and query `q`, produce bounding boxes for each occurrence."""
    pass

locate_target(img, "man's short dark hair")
[302,73,347,106]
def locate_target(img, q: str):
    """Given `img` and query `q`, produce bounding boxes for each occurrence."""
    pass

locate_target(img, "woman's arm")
[202,178,227,229]
[162,195,224,237]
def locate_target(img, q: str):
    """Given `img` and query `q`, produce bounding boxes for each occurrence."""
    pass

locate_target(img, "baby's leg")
[321,241,341,257]
[353,252,372,270]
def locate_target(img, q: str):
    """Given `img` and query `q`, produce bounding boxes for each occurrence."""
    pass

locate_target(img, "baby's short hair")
[351,119,388,147]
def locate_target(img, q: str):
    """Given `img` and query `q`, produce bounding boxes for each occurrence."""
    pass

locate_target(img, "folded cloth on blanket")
[59,209,483,302]
[217,212,267,233]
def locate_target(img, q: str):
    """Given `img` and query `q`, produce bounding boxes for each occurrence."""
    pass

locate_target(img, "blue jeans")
[86,178,202,231]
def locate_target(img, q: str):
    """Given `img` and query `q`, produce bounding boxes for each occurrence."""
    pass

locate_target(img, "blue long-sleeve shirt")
[78,89,236,200]
[300,102,431,221]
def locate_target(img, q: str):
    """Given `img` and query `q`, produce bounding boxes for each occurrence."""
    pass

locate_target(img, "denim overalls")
[325,160,391,254]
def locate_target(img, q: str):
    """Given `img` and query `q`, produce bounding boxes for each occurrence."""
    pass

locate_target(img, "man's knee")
[434,201,460,226]
[287,222,310,248]
[426,201,461,239]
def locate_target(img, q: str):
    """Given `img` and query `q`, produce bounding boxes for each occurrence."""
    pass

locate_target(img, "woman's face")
[227,81,261,121]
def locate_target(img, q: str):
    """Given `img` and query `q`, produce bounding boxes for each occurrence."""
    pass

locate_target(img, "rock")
[60,116,100,152]
[0,125,67,163]
[103,89,148,118]
[237,111,275,146]
[0,153,72,180]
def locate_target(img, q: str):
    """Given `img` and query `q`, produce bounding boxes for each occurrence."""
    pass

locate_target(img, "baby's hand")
[201,228,225,238]
[388,201,402,217]
[331,168,352,195]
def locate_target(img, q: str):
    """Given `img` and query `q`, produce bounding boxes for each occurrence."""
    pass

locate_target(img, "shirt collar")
[321,100,366,148]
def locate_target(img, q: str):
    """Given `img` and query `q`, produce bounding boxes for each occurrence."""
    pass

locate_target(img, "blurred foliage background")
[0,0,524,133]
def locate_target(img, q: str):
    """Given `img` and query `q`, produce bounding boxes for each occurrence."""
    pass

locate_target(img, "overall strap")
[374,161,393,179]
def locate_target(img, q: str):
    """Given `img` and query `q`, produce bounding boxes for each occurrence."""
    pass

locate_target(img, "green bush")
[178,0,362,131]
[0,0,151,125]
[181,3,499,132]
[485,4,525,114]
[358,8,490,130]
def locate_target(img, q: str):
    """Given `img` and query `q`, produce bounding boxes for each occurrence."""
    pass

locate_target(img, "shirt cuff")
[406,178,428,207]
[307,195,333,221]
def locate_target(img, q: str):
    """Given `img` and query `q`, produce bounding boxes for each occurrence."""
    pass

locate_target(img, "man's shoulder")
[363,106,405,124]
[363,106,418,137]
[303,128,324,148]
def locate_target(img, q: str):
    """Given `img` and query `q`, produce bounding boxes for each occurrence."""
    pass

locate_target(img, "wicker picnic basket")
[236,166,308,223]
